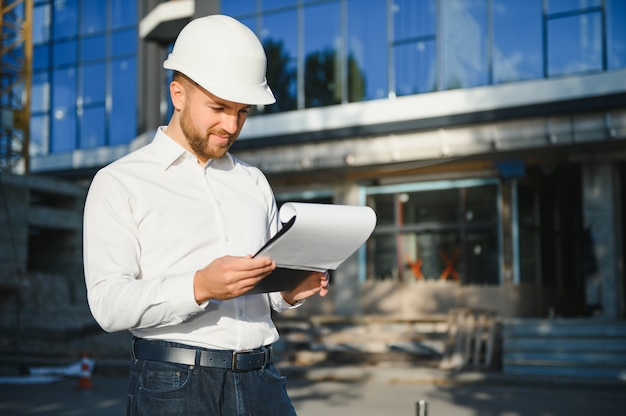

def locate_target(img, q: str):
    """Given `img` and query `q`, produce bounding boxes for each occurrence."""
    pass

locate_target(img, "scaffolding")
[0,0,32,173]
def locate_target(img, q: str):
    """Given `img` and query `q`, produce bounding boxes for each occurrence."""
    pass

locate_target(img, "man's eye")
[211,107,224,113]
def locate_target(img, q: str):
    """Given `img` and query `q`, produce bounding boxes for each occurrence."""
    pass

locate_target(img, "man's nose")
[220,112,239,135]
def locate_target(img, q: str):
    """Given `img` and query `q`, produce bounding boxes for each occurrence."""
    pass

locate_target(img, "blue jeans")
[126,345,297,415]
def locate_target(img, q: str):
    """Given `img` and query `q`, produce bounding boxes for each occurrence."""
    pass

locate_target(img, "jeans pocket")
[259,363,287,384]
[140,361,192,395]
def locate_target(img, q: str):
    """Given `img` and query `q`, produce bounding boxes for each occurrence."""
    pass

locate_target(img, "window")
[32,0,138,154]
[393,0,437,95]
[547,11,603,76]
[545,1,604,76]
[52,0,77,40]
[348,0,387,101]
[261,9,298,113]
[607,0,626,69]
[303,1,342,108]
[493,0,543,83]
[367,181,500,284]
[441,0,489,89]
[110,58,137,145]
[51,67,77,152]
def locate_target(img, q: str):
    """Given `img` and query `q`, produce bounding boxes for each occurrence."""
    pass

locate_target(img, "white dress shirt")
[84,128,297,350]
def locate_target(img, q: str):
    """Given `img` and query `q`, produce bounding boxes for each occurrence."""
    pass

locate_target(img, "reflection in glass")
[546,0,602,14]
[52,67,77,152]
[112,29,138,57]
[368,184,499,283]
[53,40,77,66]
[442,0,488,89]
[348,0,387,101]
[80,106,106,148]
[304,1,341,108]
[394,0,436,40]
[111,0,138,29]
[34,45,50,71]
[81,0,106,35]
[393,0,437,95]
[31,72,50,113]
[33,4,51,44]
[493,0,543,83]
[262,9,298,113]
[263,0,296,10]
[52,0,77,40]
[110,58,137,145]
[80,35,106,62]
[30,115,49,156]
[395,40,436,95]
[547,12,603,76]
[222,0,257,16]
[606,0,626,69]
[81,63,106,105]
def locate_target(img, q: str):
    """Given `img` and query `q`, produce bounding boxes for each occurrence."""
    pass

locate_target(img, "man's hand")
[193,255,276,304]
[281,271,330,305]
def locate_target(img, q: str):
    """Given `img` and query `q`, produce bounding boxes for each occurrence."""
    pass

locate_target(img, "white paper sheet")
[255,202,377,271]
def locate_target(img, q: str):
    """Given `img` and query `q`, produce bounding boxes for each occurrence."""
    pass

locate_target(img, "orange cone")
[75,353,94,390]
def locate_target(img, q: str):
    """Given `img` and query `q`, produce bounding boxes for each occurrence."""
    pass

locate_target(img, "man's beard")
[180,106,234,160]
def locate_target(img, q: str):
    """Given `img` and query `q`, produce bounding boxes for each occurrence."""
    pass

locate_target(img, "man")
[83,15,329,416]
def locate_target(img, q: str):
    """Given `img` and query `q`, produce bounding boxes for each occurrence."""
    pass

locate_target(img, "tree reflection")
[262,39,366,113]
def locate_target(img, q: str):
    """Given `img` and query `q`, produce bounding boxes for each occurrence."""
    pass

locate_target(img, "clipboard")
[246,202,377,294]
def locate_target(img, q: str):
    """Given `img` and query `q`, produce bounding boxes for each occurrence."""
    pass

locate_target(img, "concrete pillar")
[582,161,624,320]
[331,183,363,316]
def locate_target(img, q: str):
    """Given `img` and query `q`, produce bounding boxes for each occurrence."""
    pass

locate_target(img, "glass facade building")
[28,0,626,318]
[31,0,138,157]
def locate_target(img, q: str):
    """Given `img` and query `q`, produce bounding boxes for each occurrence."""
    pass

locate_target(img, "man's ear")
[169,80,187,111]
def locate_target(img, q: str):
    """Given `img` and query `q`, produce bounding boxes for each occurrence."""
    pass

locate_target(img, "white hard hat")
[163,15,275,105]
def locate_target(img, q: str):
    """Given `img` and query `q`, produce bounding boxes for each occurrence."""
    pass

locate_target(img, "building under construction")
[1,0,626,378]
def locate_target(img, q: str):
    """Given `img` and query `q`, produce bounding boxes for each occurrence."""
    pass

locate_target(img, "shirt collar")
[152,127,235,170]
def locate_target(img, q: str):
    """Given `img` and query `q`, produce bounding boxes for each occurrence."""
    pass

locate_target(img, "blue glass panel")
[52,40,77,67]
[111,0,137,29]
[348,0,388,101]
[109,58,137,145]
[304,1,341,107]
[261,9,298,112]
[30,115,49,156]
[53,0,78,40]
[395,40,436,96]
[31,72,50,113]
[263,0,297,10]
[51,67,77,152]
[547,12,603,76]
[81,63,106,105]
[79,106,106,148]
[111,29,137,56]
[221,0,256,15]
[493,0,543,83]
[80,35,106,62]
[547,0,602,14]
[33,3,51,44]
[442,0,488,89]
[607,0,626,69]
[33,45,50,70]
[394,0,436,40]
[81,0,106,34]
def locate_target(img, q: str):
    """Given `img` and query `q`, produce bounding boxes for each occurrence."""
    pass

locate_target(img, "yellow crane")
[1,0,32,173]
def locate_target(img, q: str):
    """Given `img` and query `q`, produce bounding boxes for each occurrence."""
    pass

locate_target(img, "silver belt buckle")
[232,349,251,371]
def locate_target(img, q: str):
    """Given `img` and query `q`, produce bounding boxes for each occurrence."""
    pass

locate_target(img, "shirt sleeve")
[83,170,204,333]
[268,292,304,312]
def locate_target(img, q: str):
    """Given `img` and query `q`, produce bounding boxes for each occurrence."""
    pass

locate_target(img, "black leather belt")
[133,339,273,372]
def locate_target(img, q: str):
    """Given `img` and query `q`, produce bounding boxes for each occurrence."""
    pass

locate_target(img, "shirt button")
[225,236,230,242]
